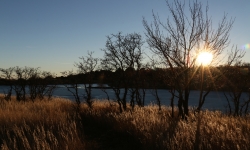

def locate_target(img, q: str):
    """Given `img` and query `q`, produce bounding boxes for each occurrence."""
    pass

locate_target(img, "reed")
[0,95,249,149]
[81,100,250,149]
[0,95,85,150]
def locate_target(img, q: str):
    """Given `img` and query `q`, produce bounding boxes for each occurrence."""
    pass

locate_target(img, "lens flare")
[242,43,250,49]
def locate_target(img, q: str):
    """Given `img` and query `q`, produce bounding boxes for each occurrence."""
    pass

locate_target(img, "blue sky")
[1,0,250,76]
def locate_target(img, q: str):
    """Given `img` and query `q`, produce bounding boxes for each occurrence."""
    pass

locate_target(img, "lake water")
[0,85,249,112]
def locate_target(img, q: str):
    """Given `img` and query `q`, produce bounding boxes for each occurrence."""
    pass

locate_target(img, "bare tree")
[26,67,40,101]
[101,32,144,112]
[127,67,147,109]
[97,70,114,106]
[61,70,82,111]
[134,68,148,107]
[221,63,250,116]
[143,0,242,118]
[0,67,15,101]
[75,51,99,108]
[35,71,57,100]
[1,66,57,102]
[195,66,219,112]
[12,66,40,101]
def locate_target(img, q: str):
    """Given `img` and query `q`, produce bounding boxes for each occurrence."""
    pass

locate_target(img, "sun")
[197,52,213,66]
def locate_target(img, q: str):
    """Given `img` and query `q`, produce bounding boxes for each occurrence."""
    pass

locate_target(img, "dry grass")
[1,95,250,150]
[81,101,250,150]
[0,95,85,150]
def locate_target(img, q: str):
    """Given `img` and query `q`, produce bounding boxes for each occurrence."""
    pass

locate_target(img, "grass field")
[0,95,249,150]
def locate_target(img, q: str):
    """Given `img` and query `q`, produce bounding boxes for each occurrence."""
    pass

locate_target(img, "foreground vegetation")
[0,95,250,150]
[0,95,85,150]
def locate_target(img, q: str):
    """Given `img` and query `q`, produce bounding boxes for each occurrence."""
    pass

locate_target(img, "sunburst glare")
[197,52,213,66]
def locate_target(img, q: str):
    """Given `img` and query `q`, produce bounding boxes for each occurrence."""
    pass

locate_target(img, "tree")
[61,70,82,111]
[97,70,114,107]
[0,67,15,100]
[34,71,57,100]
[195,66,219,112]
[1,66,57,101]
[221,64,250,116]
[13,66,40,101]
[101,32,144,112]
[74,51,99,108]
[143,0,243,118]
[26,67,40,101]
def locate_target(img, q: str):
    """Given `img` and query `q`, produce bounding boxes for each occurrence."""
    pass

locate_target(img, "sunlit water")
[0,85,249,112]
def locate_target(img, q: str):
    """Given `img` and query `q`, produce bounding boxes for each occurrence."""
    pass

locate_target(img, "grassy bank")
[0,95,249,149]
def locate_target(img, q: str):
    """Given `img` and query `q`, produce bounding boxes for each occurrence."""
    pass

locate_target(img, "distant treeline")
[1,66,249,90]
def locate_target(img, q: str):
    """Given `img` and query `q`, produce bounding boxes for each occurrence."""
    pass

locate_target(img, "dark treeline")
[1,0,250,118]
[0,66,250,91]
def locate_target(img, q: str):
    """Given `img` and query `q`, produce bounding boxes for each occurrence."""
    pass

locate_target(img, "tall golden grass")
[81,100,250,149]
[0,94,250,149]
[0,95,85,150]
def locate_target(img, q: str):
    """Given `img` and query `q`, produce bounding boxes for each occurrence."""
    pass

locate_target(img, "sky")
[1,0,250,76]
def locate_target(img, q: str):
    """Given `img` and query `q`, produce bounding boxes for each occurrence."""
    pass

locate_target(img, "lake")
[0,85,249,112]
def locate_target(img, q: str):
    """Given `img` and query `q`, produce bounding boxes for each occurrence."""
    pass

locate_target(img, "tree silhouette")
[101,32,144,112]
[143,0,243,118]
[75,51,99,108]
